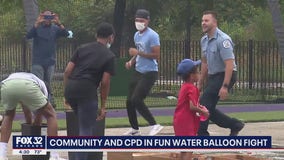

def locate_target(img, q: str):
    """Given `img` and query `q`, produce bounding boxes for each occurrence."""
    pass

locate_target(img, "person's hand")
[96,108,107,121]
[63,98,72,110]
[35,14,44,27]
[129,48,138,56]
[125,61,132,69]
[52,13,61,25]
[197,81,203,94]
[219,86,228,100]
[199,105,209,118]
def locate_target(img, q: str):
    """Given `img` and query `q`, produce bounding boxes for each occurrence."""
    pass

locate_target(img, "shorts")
[1,79,48,111]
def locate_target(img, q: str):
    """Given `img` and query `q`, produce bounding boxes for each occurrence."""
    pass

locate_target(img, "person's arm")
[128,46,160,60]
[26,14,44,39]
[138,45,160,59]
[197,56,208,91]
[189,101,209,118]
[218,39,235,100]
[97,57,115,120]
[63,62,75,87]
[26,27,37,39]
[97,72,111,120]
[219,59,234,100]
[53,14,69,37]
[125,55,136,69]
[63,61,75,108]
[64,48,79,86]
[55,25,69,37]
[129,32,160,60]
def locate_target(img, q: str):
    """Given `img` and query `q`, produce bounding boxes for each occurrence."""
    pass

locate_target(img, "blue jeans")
[31,65,54,87]
[66,98,98,160]
[31,65,55,105]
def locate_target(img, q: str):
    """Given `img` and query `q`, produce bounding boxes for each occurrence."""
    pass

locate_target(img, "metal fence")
[1,38,284,110]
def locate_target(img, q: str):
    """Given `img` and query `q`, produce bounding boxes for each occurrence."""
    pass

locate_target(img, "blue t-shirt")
[134,27,160,73]
[201,28,237,75]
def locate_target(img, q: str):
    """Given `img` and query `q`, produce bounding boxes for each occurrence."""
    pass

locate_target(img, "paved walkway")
[13,103,284,120]
[4,121,284,160]
[3,103,284,159]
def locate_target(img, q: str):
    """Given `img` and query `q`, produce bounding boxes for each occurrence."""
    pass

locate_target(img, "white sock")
[0,142,8,157]
[50,151,59,158]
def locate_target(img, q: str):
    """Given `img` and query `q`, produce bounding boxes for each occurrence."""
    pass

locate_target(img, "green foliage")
[219,21,246,41]
[0,1,25,39]
[1,0,284,41]
[37,0,115,42]
[245,9,276,41]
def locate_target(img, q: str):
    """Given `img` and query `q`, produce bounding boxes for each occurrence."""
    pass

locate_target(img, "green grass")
[8,111,284,132]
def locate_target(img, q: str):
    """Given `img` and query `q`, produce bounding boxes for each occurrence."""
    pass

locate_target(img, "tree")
[268,0,284,61]
[22,0,39,32]
[112,0,126,57]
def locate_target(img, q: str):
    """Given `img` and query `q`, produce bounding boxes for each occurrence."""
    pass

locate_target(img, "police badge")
[222,40,231,48]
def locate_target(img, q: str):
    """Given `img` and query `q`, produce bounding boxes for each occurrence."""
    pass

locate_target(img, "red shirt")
[173,82,200,136]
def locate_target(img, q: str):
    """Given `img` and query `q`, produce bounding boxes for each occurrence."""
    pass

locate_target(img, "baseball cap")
[135,9,150,20]
[177,59,201,76]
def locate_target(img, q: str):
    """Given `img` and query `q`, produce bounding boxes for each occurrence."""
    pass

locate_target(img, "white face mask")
[106,42,111,48]
[135,22,146,31]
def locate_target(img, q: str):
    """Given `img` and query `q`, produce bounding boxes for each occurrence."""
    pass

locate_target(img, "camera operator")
[26,10,71,110]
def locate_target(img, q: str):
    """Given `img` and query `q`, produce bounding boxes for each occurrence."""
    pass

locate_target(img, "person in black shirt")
[63,22,115,160]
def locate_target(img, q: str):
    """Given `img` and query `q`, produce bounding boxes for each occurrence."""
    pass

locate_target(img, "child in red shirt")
[173,59,209,160]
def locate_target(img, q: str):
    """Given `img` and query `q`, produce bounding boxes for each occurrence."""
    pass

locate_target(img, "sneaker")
[149,124,164,136]
[230,122,245,136]
[0,157,8,160]
[49,157,67,160]
[123,128,141,136]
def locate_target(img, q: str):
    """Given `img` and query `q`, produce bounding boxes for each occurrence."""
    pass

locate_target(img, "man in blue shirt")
[198,11,244,136]
[26,10,70,107]
[124,9,163,136]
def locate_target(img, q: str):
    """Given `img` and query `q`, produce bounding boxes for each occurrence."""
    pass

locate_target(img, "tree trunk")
[111,0,126,57]
[22,0,39,71]
[22,0,39,32]
[267,0,284,61]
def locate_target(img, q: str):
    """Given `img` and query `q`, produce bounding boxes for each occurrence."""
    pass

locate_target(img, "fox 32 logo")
[13,136,46,149]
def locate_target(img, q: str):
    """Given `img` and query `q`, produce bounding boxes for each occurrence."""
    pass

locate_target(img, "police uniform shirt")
[201,28,237,75]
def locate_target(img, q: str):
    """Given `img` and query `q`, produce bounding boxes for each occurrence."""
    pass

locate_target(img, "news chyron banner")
[13,136,271,155]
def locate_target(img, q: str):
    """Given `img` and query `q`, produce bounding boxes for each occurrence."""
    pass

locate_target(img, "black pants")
[198,71,241,136]
[126,71,158,130]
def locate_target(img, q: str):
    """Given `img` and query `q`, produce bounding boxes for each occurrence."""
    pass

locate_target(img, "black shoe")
[230,122,245,136]
[197,131,210,136]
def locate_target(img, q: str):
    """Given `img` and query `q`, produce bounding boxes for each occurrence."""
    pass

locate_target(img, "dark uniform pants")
[198,71,240,136]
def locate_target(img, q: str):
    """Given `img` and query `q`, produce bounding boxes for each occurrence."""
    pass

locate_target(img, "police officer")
[197,10,244,136]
